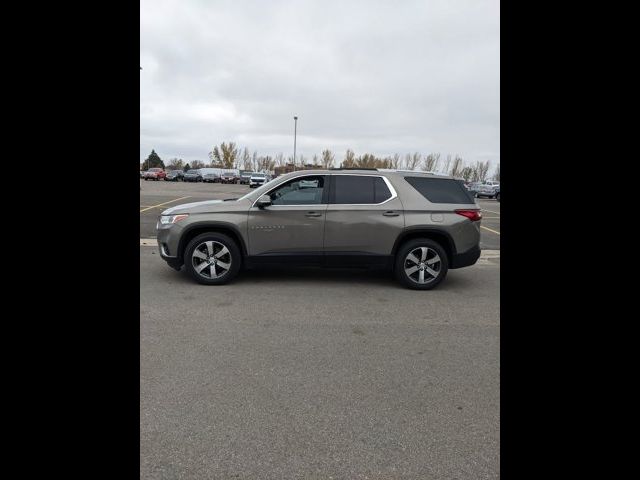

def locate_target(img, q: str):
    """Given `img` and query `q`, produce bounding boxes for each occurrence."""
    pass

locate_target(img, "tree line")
[142,144,499,183]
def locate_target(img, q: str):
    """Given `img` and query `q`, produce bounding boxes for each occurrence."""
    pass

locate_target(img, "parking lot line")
[139,196,190,213]
[481,225,500,235]
[482,208,500,215]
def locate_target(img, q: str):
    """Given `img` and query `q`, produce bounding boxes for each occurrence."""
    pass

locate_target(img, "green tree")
[142,149,164,170]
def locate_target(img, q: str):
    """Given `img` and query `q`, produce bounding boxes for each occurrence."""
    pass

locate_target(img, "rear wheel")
[184,233,241,285]
[394,238,448,290]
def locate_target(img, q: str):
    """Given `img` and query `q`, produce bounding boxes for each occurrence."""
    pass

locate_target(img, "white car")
[475,181,500,198]
[249,173,268,188]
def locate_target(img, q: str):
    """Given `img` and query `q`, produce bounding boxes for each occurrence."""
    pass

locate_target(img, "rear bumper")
[450,245,481,269]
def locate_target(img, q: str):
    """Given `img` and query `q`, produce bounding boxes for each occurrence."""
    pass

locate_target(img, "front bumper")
[156,222,186,270]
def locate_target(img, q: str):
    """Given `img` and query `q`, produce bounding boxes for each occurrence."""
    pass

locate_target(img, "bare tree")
[422,153,440,172]
[252,151,259,172]
[312,154,319,166]
[342,149,356,168]
[241,148,251,170]
[404,152,421,170]
[321,149,335,168]
[478,160,491,182]
[356,153,378,168]
[449,155,464,178]
[167,158,184,170]
[275,153,286,167]
[493,164,500,182]
[391,153,402,169]
[191,160,205,169]
[441,154,452,175]
[460,166,473,181]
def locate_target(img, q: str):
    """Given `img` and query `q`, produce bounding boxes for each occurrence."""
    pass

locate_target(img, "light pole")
[293,116,298,169]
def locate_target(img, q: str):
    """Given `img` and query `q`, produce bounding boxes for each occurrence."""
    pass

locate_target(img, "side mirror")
[257,194,272,208]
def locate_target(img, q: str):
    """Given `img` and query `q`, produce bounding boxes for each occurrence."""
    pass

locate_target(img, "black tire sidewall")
[394,238,449,290]
[184,233,242,285]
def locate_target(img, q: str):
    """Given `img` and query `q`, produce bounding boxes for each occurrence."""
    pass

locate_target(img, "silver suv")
[157,169,482,289]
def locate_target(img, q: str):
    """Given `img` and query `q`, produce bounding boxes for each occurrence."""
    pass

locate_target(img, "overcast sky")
[140,0,499,167]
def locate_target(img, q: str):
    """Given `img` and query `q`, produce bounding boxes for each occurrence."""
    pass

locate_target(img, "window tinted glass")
[374,177,392,203]
[405,177,475,203]
[270,175,326,205]
[332,176,375,204]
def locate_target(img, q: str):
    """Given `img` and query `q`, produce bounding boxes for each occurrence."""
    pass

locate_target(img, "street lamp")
[293,116,298,168]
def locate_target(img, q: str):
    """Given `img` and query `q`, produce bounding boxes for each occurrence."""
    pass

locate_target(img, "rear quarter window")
[405,177,475,204]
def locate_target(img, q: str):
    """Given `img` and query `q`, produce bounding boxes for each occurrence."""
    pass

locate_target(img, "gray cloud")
[141,0,499,166]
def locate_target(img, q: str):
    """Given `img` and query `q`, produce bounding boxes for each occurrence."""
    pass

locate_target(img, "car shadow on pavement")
[152,264,477,290]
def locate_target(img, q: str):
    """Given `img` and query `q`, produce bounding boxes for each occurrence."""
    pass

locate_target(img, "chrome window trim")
[250,172,398,208]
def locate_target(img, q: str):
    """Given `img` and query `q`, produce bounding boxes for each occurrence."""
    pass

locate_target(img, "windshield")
[252,173,266,178]
[186,170,199,174]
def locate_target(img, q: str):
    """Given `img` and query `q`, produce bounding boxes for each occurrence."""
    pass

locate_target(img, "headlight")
[159,214,189,225]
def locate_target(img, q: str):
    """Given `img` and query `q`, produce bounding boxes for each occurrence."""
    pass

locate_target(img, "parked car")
[183,169,203,182]
[221,169,240,184]
[467,182,482,195]
[475,181,500,199]
[249,172,268,188]
[144,168,167,181]
[165,170,184,182]
[157,169,481,290]
[140,171,146,178]
[239,171,253,185]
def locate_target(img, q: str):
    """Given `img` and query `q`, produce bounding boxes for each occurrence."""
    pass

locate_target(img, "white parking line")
[482,208,501,215]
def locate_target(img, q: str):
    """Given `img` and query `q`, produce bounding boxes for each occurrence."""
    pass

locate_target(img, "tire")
[184,232,241,285]
[496,192,500,201]
[394,238,449,290]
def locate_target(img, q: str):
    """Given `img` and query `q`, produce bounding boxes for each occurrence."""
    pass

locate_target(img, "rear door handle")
[383,211,400,217]
[305,212,322,217]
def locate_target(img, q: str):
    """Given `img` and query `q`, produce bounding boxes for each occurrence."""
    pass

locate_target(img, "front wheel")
[184,233,241,285]
[394,238,448,290]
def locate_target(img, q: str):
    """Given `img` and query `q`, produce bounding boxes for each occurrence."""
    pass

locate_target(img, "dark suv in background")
[156,169,481,290]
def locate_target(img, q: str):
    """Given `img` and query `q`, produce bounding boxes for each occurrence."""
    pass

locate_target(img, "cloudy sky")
[140,0,499,167]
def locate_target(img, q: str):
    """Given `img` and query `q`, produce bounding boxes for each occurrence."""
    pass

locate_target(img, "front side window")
[330,175,392,204]
[269,175,326,205]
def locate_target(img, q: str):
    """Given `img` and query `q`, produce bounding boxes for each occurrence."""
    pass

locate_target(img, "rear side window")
[405,177,474,203]
[331,176,392,204]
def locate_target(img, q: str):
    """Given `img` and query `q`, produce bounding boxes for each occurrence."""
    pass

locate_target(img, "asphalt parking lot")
[140,249,499,479]
[139,180,501,250]
[140,179,500,478]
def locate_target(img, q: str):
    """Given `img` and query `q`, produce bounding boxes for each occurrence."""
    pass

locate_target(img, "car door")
[323,174,404,266]
[247,174,329,262]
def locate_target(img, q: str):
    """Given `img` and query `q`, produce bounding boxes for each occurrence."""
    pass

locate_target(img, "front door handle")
[383,211,400,217]
[305,212,322,217]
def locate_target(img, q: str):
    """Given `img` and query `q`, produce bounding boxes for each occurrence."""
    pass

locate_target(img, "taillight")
[455,209,482,222]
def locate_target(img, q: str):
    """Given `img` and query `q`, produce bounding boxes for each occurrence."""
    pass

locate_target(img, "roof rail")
[329,167,378,171]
